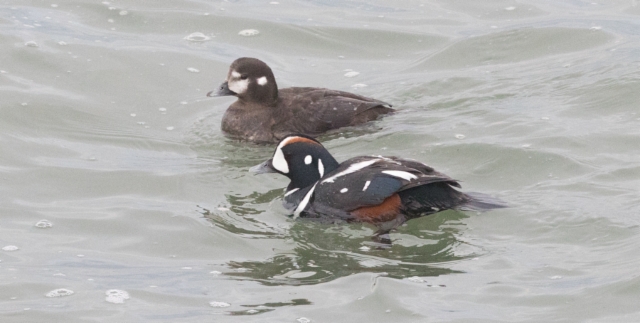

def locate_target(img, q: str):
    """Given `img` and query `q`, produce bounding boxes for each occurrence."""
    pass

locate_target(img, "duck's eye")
[240,74,249,80]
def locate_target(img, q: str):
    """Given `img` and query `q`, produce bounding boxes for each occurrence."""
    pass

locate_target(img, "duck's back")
[272,87,393,139]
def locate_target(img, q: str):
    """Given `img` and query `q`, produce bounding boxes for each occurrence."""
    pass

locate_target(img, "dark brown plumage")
[208,57,393,144]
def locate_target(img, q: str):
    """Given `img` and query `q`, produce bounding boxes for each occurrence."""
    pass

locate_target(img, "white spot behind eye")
[231,70,241,78]
[362,180,371,191]
[382,170,418,181]
[340,188,348,193]
[318,159,324,177]
[304,155,312,165]
[257,76,268,85]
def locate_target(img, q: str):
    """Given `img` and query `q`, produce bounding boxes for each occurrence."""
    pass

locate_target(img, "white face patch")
[322,159,379,183]
[228,70,248,94]
[272,137,298,174]
[293,183,317,219]
[362,180,371,191]
[304,155,312,165]
[228,79,249,94]
[340,188,348,193]
[382,170,418,181]
[257,76,268,86]
[318,159,324,177]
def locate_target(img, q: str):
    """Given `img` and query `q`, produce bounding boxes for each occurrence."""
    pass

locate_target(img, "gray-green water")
[2,0,640,322]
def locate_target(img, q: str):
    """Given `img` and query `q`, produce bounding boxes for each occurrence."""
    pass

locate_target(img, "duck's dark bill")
[250,159,276,174]
[207,81,236,97]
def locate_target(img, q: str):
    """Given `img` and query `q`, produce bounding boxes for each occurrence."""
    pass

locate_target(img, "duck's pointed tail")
[460,192,508,212]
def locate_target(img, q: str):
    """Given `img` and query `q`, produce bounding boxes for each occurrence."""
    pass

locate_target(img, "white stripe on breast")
[284,188,299,197]
[293,183,317,219]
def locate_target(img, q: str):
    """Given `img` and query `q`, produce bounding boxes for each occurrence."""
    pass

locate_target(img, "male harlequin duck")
[251,135,505,242]
[207,57,394,144]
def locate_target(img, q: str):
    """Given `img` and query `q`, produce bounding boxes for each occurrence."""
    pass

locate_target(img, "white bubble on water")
[187,67,200,73]
[182,267,192,270]
[246,309,259,314]
[238,29,259,36]
[180,101,188,105]
[210,270,221,275]
[119,10,128,16]
[590,26,602,30]
[455,134,466,139]
[288,271,316,279]
[209,301,230,308]
[166,126,174,131]
[351,83,367,88]
[344,71,359,78]
[297,317,311,323]
[550,275,562,280]
[58,41,67,45]
[21,102,28,106]
[25,41,38,47]
[130,113,136,117]
[51,4,59,8]
[159,108,167,112]
[184,32,211,42]
[35,220,53,228]
[108,19,114,23]
[505,6,516,10]
[105,289,130,304]
[359,246,370,251]
[2,245,19,251]
[45,288,74,298]
[270,2,280,4]
[407,276,425,283]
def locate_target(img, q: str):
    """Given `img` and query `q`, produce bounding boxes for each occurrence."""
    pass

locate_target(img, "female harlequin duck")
[251,135,505,242]
[207,57,394,144]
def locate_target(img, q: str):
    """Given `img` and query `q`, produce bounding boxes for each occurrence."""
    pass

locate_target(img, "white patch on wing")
[257,76,268,86]
[284,188,299,197]
[322,159,379,183]
[374,155,402,165]
[362,180,371,191]
[272,137,298,174]
[231,70,241,78]
[318,159,324,177]
[382,170,418,181]
[340,188,348,193]
[228,79,249,94]
[304,155,312,165]
[293,183,317,219]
